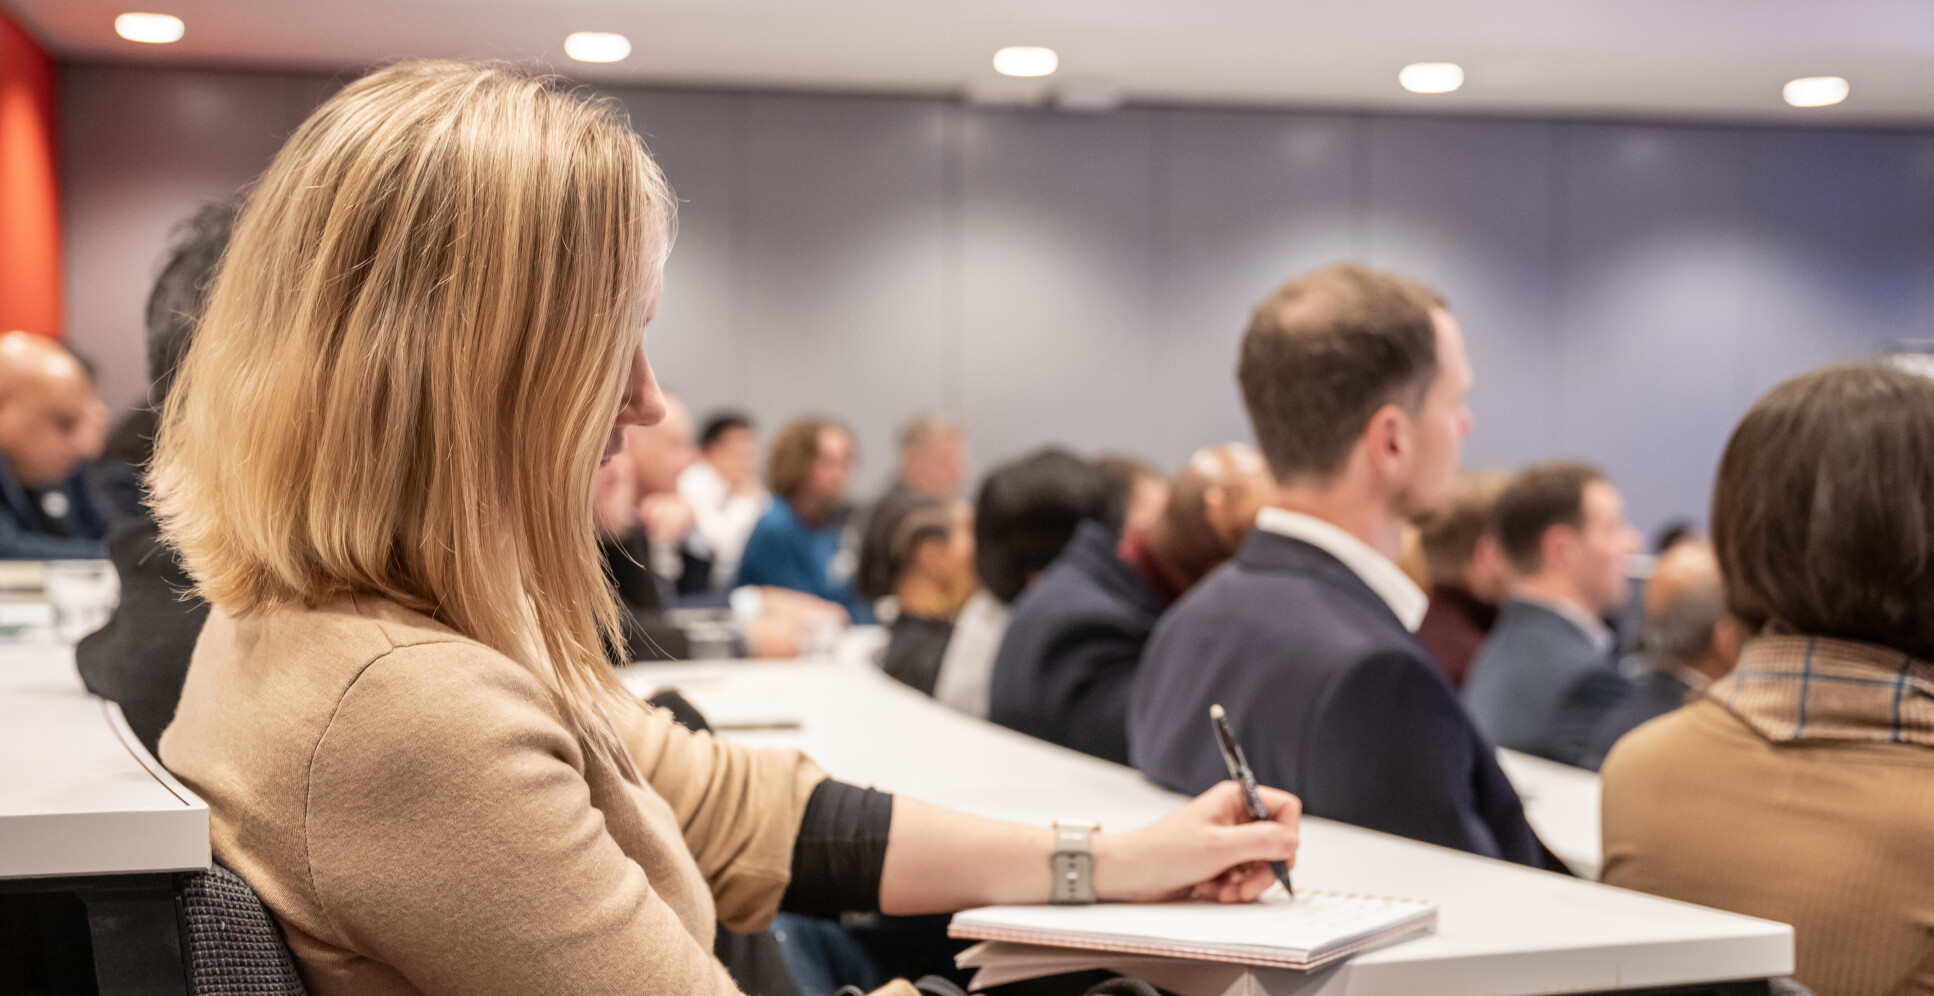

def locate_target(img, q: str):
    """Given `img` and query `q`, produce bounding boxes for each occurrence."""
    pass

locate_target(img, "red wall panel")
[0,9,61,339]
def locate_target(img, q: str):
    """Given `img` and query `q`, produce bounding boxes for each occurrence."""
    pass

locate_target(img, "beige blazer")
[162,596,907,996]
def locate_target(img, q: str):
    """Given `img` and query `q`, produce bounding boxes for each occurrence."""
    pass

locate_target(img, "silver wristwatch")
[1049,818,1100,905]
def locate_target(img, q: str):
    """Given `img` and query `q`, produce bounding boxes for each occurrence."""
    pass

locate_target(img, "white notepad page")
[949,888,1437,971]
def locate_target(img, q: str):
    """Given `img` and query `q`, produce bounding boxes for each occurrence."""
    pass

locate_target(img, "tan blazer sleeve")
[614,700,828,931]
[304,644,744,995]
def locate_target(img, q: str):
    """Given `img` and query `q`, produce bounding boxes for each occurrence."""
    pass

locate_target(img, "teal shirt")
[734,499,873,624]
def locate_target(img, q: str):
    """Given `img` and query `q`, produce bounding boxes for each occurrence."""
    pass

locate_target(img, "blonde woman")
[153,61,1299,996]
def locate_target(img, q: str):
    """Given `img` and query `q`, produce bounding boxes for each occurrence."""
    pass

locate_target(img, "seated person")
[1413,470,1511,688]
[1581,539,1740,768]
[151,62,1301,995]
[75,201,235,754]
[738,415,873,623]
[877,498,975,695]
[990,443,1272,764]
[1130,264,1550,867]
[0,330,110,559]
[1462,461,1638,769]
[856,413,969,610]
[928,448,1114,717]
[1602,364,1934,996]
[618,391,714,595]
[678,411,768,590]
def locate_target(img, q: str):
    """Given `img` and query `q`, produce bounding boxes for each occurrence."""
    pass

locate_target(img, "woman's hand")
[1092,781,1300,904]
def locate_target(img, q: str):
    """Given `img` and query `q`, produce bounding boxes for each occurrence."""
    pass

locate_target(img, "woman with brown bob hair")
[1601,363,1934,996]
[153,61,1298,995]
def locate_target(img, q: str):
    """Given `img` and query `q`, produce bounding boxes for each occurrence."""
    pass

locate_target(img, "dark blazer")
[989,521,1165,764]
[1462,599,1633,770]
[1127,529,1549,867]
[0,454,108,560]
[1581,665,1694,770]
[602,531,691,663]
[75,507,209,755]
[880,612,953,696]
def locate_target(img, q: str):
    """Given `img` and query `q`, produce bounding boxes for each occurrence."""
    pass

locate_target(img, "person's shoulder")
[1600,697,1735,780]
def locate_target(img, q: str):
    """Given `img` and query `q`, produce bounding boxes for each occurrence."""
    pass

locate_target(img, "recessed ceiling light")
[1783,76,1849,108]
[114,12,184,44]
[1399,62,1464,94]
[564,32,631,64]
[993,46,1059,78]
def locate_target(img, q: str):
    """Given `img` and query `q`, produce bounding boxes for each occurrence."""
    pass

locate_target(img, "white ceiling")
[13,0,1934,124]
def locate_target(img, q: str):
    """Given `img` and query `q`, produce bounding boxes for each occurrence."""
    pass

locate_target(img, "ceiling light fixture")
[993,46,1059,78]
[114,12,184,44]
[1399,62,1464,94]
[1783,76,1849,108]
[564,32,632,64]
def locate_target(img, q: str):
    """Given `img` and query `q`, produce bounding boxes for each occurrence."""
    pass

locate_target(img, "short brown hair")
[1712,365,1934,660]
[1494,461,1604,576]
[766,415,852,502]
[1418,470,1509,585]
[1238,263,1443,483]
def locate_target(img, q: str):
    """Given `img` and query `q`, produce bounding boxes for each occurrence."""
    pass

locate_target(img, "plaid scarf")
[1713,635,1934,746]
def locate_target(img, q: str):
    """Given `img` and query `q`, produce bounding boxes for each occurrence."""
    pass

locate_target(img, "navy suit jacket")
[989,521,1166,764]
[1581,665,1694,770]
[1127,529,1549,867]
[0,454,107,560]
[1462,599,1633,771]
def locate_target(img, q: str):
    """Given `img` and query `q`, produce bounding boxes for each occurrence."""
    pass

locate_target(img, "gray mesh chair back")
[177,863,307,995]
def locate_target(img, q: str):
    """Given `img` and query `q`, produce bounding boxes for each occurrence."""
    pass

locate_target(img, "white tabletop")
[1494,748,1604,881]
[0,641,210,879]
[623,654,1791,995]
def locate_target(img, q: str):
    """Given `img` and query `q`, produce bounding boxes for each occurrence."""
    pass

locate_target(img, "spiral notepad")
[948,888,1436,971]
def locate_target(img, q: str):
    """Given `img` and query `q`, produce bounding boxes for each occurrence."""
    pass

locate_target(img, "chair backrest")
[176,863,307,995]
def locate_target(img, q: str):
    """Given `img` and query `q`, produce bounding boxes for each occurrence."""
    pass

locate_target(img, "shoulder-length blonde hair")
[150,61,674,758]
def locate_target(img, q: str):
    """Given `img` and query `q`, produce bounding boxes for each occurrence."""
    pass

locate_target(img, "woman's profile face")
[603,346,666,466]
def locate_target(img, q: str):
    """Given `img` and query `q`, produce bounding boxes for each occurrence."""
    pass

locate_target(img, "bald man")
[0,331,110,559]
[1582,540,1742,768]
[988,444,1275,763]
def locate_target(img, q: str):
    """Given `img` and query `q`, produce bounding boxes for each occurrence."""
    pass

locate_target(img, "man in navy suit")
[1463,461,1640,769]
[1128,263,1551,868]
[0,331,108,560]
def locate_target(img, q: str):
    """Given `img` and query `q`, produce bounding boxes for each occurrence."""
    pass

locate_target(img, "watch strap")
[1049,819,1100,905]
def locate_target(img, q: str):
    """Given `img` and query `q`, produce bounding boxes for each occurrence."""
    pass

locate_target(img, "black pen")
[1209,703,1295,899]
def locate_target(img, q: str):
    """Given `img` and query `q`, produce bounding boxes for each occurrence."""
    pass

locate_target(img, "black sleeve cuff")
[781,779,894,916]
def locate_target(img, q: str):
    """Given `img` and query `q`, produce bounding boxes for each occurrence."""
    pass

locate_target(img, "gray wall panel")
[1155,110,1357,467]
[958,109,1163,473]
[1362,116,1560,475]
[737,95,952,493]
[1555,125,1756,535]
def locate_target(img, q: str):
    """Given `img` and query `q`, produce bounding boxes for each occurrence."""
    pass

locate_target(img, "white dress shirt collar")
[1253,507,1429,632]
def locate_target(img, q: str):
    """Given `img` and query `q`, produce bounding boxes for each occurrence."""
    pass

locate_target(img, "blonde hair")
[150,61,675,762]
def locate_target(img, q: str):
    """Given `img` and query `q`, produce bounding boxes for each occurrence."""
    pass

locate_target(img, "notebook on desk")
[948,888,1436,973]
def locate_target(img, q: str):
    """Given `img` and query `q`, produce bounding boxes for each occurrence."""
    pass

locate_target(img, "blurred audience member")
[619,393,712,594]
[991,443,1272,763]
[857,413,969,609]
[1096,453,1168,545]
[1652,518,1700,555]
[878,498,976,694]
[0,331,110,559]
[74,201,234,753]
[1130,264,1550,867]
[1414,471,1512,688]
[678,410,767,590]
[1602,364,1934,996]
[1463,461,1639,769]
[738,415,871,622]
[1581,539,1739,768]
[929,448,1114,717]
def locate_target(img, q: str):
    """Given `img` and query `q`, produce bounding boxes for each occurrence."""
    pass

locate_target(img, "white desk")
[0,642,209,879]
[1495,748,1604,881]
[623,658,1791,996]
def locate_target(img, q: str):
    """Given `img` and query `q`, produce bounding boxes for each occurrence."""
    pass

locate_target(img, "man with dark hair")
[1463,460,1638,769]
[990,443,1273,763]
[75,201,236,753]
[1130,264,1551,867]
[737,415,871,622]
[1602,364,1934,994]
[927,447,1112,717]
[678,410,765,589]
[1414,470,1512,688]
[1581,539,1739,767]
